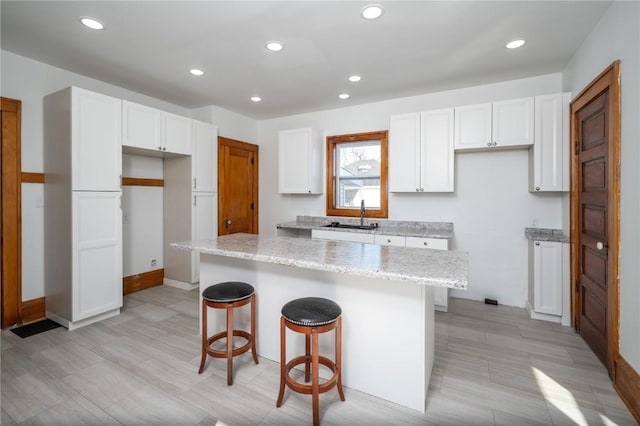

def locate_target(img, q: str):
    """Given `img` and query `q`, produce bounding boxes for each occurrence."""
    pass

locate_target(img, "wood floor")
[1,285,635,425]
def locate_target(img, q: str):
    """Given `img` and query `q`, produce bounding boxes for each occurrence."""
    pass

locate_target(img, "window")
[326,130,388,218]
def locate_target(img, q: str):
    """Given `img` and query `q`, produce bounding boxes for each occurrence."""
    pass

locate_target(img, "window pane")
[335,141,380,208]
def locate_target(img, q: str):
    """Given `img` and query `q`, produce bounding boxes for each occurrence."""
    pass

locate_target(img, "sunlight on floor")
[532,367,619,425]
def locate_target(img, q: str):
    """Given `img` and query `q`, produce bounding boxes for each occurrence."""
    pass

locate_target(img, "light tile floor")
[1,286,636,425]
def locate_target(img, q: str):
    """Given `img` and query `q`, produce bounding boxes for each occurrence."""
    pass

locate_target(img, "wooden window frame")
[326,130,388,218]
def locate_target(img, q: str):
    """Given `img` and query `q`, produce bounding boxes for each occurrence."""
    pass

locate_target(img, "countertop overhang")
[172,233,467,289]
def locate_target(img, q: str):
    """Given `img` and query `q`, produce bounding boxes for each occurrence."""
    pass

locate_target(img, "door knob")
[596,242,606,250]
[225,218,232,229]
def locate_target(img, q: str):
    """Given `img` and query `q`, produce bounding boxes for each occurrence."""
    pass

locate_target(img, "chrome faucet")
[360,199,365,226]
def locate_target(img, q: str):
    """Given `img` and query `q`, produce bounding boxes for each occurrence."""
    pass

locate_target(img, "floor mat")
[10,319,61,338]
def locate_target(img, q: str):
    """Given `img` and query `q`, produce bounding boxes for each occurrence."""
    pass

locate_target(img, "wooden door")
[1,97,22,328]
[571,62,620,375]
[218,137,258,235]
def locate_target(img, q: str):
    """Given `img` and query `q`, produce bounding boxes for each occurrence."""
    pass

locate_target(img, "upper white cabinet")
[122,101,161,152]
[529,93,571,192]
[163,112,192,155]
[389,108,454,193]
[279,128,323,194]
[122,100,192,156]
[192,120,218,192]
[455,97,534,151]
[71,88,122,191]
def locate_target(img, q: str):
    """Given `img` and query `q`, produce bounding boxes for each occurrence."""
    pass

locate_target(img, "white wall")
[258,73,564,307]
[562,1,640,372]
[192,105,258,144]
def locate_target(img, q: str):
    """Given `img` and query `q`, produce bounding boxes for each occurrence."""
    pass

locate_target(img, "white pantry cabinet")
[527,240,569,325]
[123,100,192,155]
[192,120,218,192]
[455,98,534,151]
[529,93,571,192]
[389,109,454,192]
[43,86,123,329]
[279,128,323,194]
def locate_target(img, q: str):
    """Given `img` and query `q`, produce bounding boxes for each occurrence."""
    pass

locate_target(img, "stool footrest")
[283,355,339,395]
[205,330,253,359]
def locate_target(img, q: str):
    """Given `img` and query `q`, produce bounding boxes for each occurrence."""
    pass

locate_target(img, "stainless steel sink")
[323,222,379,230]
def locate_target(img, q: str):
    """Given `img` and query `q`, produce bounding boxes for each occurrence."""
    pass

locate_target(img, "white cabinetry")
[527,240,570,325]
[455,98,534,151]
[529,93,571,192]
[164,122,218,287]
[44,86,123,329]
[123,100,192,156]
[311,229,375,244]
[279,128,323,194]
[389,108,454,192]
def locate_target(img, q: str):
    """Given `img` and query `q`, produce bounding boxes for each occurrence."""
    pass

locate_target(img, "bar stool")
[276,297,345,426]
[198,281,258,385]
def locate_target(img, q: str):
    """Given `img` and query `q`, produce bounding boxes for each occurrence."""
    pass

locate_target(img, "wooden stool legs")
[277,316,345,426]
[198,294,258,385]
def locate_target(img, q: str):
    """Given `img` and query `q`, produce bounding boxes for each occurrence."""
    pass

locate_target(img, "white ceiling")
[1,1,611,119]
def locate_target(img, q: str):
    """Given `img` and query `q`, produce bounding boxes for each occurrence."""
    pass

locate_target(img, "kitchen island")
[172,233,468,412]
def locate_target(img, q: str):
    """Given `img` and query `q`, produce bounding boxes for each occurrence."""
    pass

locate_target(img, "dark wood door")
[218,137,258,236]
[1,97,22,328]
[576,90,611,368]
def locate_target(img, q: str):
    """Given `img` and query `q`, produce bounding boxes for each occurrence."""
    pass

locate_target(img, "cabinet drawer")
[405,236,449,250]
[374,234,406,247]
[311,229,375,244]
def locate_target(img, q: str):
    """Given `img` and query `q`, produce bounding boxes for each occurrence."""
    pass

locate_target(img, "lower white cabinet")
[312,230,450,311]
[527,240,570,325]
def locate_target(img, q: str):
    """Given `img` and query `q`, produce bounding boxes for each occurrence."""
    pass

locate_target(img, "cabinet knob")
[163,147,167,151]
[493,142,498,146]
[535,241,540,246]
[487,142,492,147]
[308,190,311,194]
[158,146,162,150]
[535,187,540,191]
[423,242,428,246]
[416,188,419,192]
[420,188,425,192]
[387,239,391,243]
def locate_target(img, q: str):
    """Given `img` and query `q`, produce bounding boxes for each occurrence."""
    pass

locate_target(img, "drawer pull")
[423,242,428,246]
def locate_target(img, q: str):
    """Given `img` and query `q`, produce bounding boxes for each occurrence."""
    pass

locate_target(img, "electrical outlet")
[151,259,157,267]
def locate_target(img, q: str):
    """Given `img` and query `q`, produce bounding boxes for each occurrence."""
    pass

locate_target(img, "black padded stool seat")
[281,297,342,326]
[202,281,254,303]
[198,281,258,385]
[277,297,345,426]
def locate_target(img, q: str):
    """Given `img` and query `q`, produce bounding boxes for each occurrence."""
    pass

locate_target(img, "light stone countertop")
[524,228,570,243]
[277,216,454,239]
[172,233,468,289]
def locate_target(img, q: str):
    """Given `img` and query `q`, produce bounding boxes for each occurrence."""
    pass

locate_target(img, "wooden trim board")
[21,297,46,324]
[122,177,164,187]
[21,172,45,183]
[614,356,640,423]
[123,269,164,294]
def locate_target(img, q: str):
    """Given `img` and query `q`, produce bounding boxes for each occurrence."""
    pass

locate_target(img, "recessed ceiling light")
[338,93,350,100]
[80,17,104,30]
[361,4,384,20]
[189,69,205,76]
[265,41,284,52]
[348,75,361,82]
[251,96,262,102]
[506,39,526,49]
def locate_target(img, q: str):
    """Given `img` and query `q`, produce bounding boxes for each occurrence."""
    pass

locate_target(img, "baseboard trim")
[21,297,46,324]
[614,356,640,423]
[123,269,164,294]
[163,277,199,291]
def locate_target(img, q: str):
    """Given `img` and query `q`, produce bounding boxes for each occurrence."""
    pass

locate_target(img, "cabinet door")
[72,192,122,320]
[279,128,322,194]
[163,112,192,155]
[192,121,218,192]
[421,108,454,192]
[533,241,562,315]
[72,88,122,191]
[492,97,534,148]
[389,113,420,192]
[191,192,218,282]
[454,103,492,150]
[122,101,162,152]
[374,234,405,246]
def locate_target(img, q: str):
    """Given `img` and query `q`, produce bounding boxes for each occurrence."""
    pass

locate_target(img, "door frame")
[217,136,259,235]
[1,97,23,328]
[570,61,620,375]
